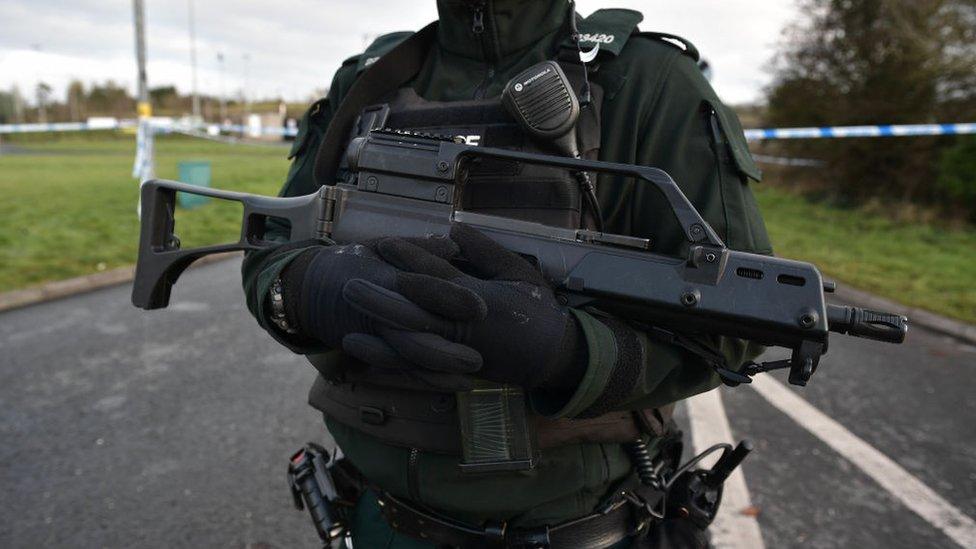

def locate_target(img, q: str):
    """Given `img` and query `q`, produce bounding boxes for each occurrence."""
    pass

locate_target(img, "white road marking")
[751,374,976,549]
[687,389,766,549]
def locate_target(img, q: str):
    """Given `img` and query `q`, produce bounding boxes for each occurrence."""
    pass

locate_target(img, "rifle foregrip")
[827,305,908,343]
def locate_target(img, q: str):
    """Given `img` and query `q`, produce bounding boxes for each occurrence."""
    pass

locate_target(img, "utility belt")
[375,482,663,548]
[287,442,672,549]
[308,377,674,455]
[287,436,753,548]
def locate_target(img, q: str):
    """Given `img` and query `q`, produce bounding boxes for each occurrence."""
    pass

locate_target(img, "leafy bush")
[937,137,976,221]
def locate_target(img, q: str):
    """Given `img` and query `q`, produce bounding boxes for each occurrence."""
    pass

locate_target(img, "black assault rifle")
[132,129,907,387]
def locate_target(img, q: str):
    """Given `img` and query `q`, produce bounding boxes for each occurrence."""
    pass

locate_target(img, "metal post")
[242,53,251,137]
[188,0,201,122]
[12,86,25,123]
[242,53,251,117]
[132,0,155,198]
[217,52,227,122]
[35,84,48,124]
[133,0,151,121]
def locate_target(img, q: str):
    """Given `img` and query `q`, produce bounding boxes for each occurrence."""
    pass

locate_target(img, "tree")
[86,81,134,117]
[0,90,14,123]
[766,0,976,210]
[149,85,179,109]
[937,137,976,221]
[66,80,86,121]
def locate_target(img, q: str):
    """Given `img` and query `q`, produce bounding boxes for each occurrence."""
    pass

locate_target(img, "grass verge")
[0,132,288,291]
[754,185,976,324]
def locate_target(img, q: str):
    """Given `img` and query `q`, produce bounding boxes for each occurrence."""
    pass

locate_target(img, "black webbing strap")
[313,22,439,186]
[376,489,651,548]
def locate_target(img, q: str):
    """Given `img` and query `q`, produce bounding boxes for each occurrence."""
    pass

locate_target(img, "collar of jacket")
[435,0,570,63]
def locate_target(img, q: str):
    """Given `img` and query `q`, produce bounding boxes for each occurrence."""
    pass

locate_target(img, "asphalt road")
[1,258,974,548]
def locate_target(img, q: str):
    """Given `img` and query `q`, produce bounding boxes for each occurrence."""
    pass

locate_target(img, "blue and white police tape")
[141,122,299,137]
[0,120,299,137]
[0,120,131,134]
[132,121,156,181]
[744,123,976,141]
[6,119,974,142]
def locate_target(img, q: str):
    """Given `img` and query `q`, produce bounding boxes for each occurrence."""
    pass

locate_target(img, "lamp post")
[188,0,201,122]
[132,0,150,121]
[242,53,251,118]
[217,52,227,122]
[132,0,154,212]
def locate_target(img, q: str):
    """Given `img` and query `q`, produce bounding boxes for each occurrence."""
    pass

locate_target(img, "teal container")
[177,160,212,209]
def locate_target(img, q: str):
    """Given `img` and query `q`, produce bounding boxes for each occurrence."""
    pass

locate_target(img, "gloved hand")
[340,224,588,390]
[279,237,479,371]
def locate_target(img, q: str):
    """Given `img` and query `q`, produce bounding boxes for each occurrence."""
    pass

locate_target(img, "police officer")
[243,1,772,547]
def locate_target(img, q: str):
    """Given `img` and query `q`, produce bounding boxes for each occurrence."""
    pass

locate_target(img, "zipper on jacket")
[706,106,732,243]
[471,3,485,34]
[471,1,496,99]
[407,447,422,503]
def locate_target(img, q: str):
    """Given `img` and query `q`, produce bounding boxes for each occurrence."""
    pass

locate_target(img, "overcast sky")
[0,1,799,106]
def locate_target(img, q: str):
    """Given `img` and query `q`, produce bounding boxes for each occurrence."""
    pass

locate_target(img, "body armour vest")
[308,58,675,456]
[339,59,603,230]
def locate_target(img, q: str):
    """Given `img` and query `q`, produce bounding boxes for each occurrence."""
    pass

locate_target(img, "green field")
[753,185,976,323]
[0,132,288,291]
[1,133,973,324]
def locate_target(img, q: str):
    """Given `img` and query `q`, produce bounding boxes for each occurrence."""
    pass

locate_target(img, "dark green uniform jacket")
[241,0,771,527]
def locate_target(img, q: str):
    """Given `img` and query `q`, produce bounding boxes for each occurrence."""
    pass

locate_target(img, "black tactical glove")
[340,224,588,390]
[279,237,477,367]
